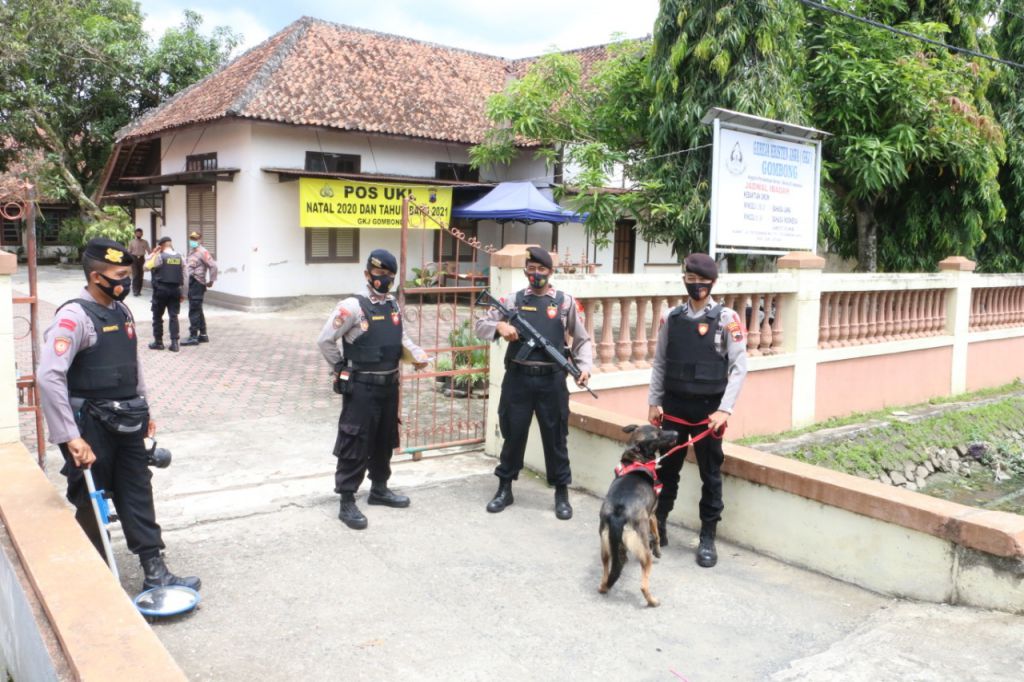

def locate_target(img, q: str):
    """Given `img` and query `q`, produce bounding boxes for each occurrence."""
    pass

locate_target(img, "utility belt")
[508,362,564,377]
[70,396,150,435]
[333,365,399,394]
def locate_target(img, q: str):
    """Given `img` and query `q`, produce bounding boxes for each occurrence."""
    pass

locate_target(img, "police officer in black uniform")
[317,249,429,530]
[37,238,200,592]
[475,246,593,519]
[648,253,748,568]
[145,236,184,352]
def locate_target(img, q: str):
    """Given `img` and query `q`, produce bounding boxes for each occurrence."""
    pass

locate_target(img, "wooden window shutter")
[187,184,217,258]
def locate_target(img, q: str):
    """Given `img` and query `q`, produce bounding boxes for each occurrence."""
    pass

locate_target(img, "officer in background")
[127,228,149,296]
[37,238,200,592]
[475,246,593,520]
[648,253,748,568]
[317,249,429,530]
[145,236,184,352]
[180,231,218,346]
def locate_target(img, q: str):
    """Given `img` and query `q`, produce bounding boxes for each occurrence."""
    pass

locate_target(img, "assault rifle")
[477,290,598,399]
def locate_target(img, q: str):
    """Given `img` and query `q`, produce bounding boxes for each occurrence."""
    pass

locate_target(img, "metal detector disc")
[133,586,201,618]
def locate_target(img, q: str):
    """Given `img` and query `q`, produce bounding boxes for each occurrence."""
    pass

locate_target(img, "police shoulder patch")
[53,336,72,356]
[58,318,77,332]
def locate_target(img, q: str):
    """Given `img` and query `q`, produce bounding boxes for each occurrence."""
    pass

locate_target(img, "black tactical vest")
[342,296,403,371]
[63,299,140,400]
[504,289,566,365]
[664,304,728,397]
[154,251,184,286]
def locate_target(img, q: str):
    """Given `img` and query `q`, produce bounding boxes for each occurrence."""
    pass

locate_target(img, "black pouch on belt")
[333,363,354,395]
[84,397,150,435]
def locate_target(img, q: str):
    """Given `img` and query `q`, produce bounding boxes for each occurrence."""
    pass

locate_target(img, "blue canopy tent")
[452,181,584,248]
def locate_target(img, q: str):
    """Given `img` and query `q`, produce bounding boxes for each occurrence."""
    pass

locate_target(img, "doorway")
[613,219,637,274]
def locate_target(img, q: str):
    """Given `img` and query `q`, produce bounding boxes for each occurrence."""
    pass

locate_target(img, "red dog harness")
[613,414,727,495]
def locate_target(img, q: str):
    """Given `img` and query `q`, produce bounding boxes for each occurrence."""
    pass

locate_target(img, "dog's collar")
[615,460,663,495]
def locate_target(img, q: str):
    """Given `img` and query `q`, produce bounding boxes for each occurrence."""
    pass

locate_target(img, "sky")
[136,0,660,58]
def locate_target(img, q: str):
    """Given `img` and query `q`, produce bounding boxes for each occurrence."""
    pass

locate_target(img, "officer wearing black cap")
[37,238,201,593]
[648,253,748,568]
[144,236,184,352]
[475,246,593,520]
[317,248,430,530]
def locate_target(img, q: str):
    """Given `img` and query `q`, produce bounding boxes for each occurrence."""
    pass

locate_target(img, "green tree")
[805,1,1005,271]
[469,40,650,247]
[141,9,241,109]
[0,1,239,225]
[645,0,811,255]
[979,2,1024,272]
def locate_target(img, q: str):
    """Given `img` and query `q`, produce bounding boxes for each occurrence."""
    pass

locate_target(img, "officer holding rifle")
[475,246,593,520]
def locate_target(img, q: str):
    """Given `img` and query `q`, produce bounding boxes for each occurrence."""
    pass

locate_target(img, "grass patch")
[738,379,1024,447]
[765,396,1024,477]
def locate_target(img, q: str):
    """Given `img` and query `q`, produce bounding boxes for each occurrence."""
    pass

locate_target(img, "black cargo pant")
[151,284,181,342]
[656,392,725,524]
[131,257,145,295]
[495,364,571,486]
[59,408,164,561]
[333,377,400,493]
[187,277,207,337]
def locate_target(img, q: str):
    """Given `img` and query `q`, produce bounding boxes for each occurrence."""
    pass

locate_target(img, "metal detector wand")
[84,469,119,580]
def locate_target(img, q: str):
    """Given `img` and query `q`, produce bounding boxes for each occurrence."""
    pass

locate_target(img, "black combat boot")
[338,492,367,530]
[180,335,200,346]
[554,484,573,520]
[656,513,668,547]
[486,478,514,513]
[198,333,210,343]
[141,555,201,591]
[169,339,180,352]
[367,482,410,508]
[148,340,165,350]
[696,521,718,568]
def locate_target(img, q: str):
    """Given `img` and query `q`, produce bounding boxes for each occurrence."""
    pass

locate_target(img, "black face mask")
[685,281,711,301]
[370,274,394,294]
[96,273,131,301]
[526,271,549,290]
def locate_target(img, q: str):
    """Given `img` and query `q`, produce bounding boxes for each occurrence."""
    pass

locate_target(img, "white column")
[777,252,824,429]
[0,251,19,443]
[939,256,976,395]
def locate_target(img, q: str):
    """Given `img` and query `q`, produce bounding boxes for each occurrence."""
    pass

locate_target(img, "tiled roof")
[0,144,61,205]
[117,17,624,146]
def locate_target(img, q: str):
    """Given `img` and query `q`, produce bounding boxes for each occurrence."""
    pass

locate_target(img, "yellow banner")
[299,178,451,229]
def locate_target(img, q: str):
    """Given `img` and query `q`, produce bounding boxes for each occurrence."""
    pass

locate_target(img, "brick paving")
[13,266,486,454]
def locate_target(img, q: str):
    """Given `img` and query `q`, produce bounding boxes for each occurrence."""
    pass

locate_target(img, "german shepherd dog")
[598,424,679,607]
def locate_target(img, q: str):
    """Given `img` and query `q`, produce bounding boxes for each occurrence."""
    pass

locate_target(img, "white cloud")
[140,1,273,52]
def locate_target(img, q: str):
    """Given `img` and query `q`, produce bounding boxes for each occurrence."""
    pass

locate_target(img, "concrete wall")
[967,334,1024,392]
[525,403,1024,613]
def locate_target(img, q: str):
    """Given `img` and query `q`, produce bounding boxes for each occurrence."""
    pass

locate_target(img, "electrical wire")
[794,0,1024,70]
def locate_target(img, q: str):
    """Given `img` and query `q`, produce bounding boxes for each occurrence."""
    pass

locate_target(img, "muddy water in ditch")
[924,472,1024,515]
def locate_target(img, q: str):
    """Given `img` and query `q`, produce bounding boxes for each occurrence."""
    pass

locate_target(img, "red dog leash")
[655,413,725,466]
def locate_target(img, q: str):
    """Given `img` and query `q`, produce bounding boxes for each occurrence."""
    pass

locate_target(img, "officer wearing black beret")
[475,246,593,520]
[144,236,185,352]
[37,238,201,592]
[317,248,430,530]
[647,253,748,568]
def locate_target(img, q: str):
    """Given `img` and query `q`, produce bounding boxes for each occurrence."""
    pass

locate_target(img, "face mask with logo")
[97,273,131,302]
[685,281,711,301]
[370,274,394,294]
[189,240,199,249]
[525,270,549,290]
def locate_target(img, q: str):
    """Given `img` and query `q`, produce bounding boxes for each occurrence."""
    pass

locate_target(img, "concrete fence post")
[482,244,552,457]
[0,251,18,444]
[939,256,977,395]
[777,251,825,429]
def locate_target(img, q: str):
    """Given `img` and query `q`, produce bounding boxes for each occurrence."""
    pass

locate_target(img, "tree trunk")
[30,111,105,221]
[855,200,877,272]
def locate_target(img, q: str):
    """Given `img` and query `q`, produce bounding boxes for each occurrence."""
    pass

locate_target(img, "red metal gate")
[397,197,495,456]
[2,182,46,466]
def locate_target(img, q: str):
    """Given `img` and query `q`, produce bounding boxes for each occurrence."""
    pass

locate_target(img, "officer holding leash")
[317,249,429,530]
[37,238,201,592]
[648,253,748,568]
[475,246,593,520]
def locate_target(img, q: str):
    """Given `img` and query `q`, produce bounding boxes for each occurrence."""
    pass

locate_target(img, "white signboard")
[709,123,821,256]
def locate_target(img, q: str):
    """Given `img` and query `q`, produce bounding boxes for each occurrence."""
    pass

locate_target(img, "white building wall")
[143,120,560,303]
